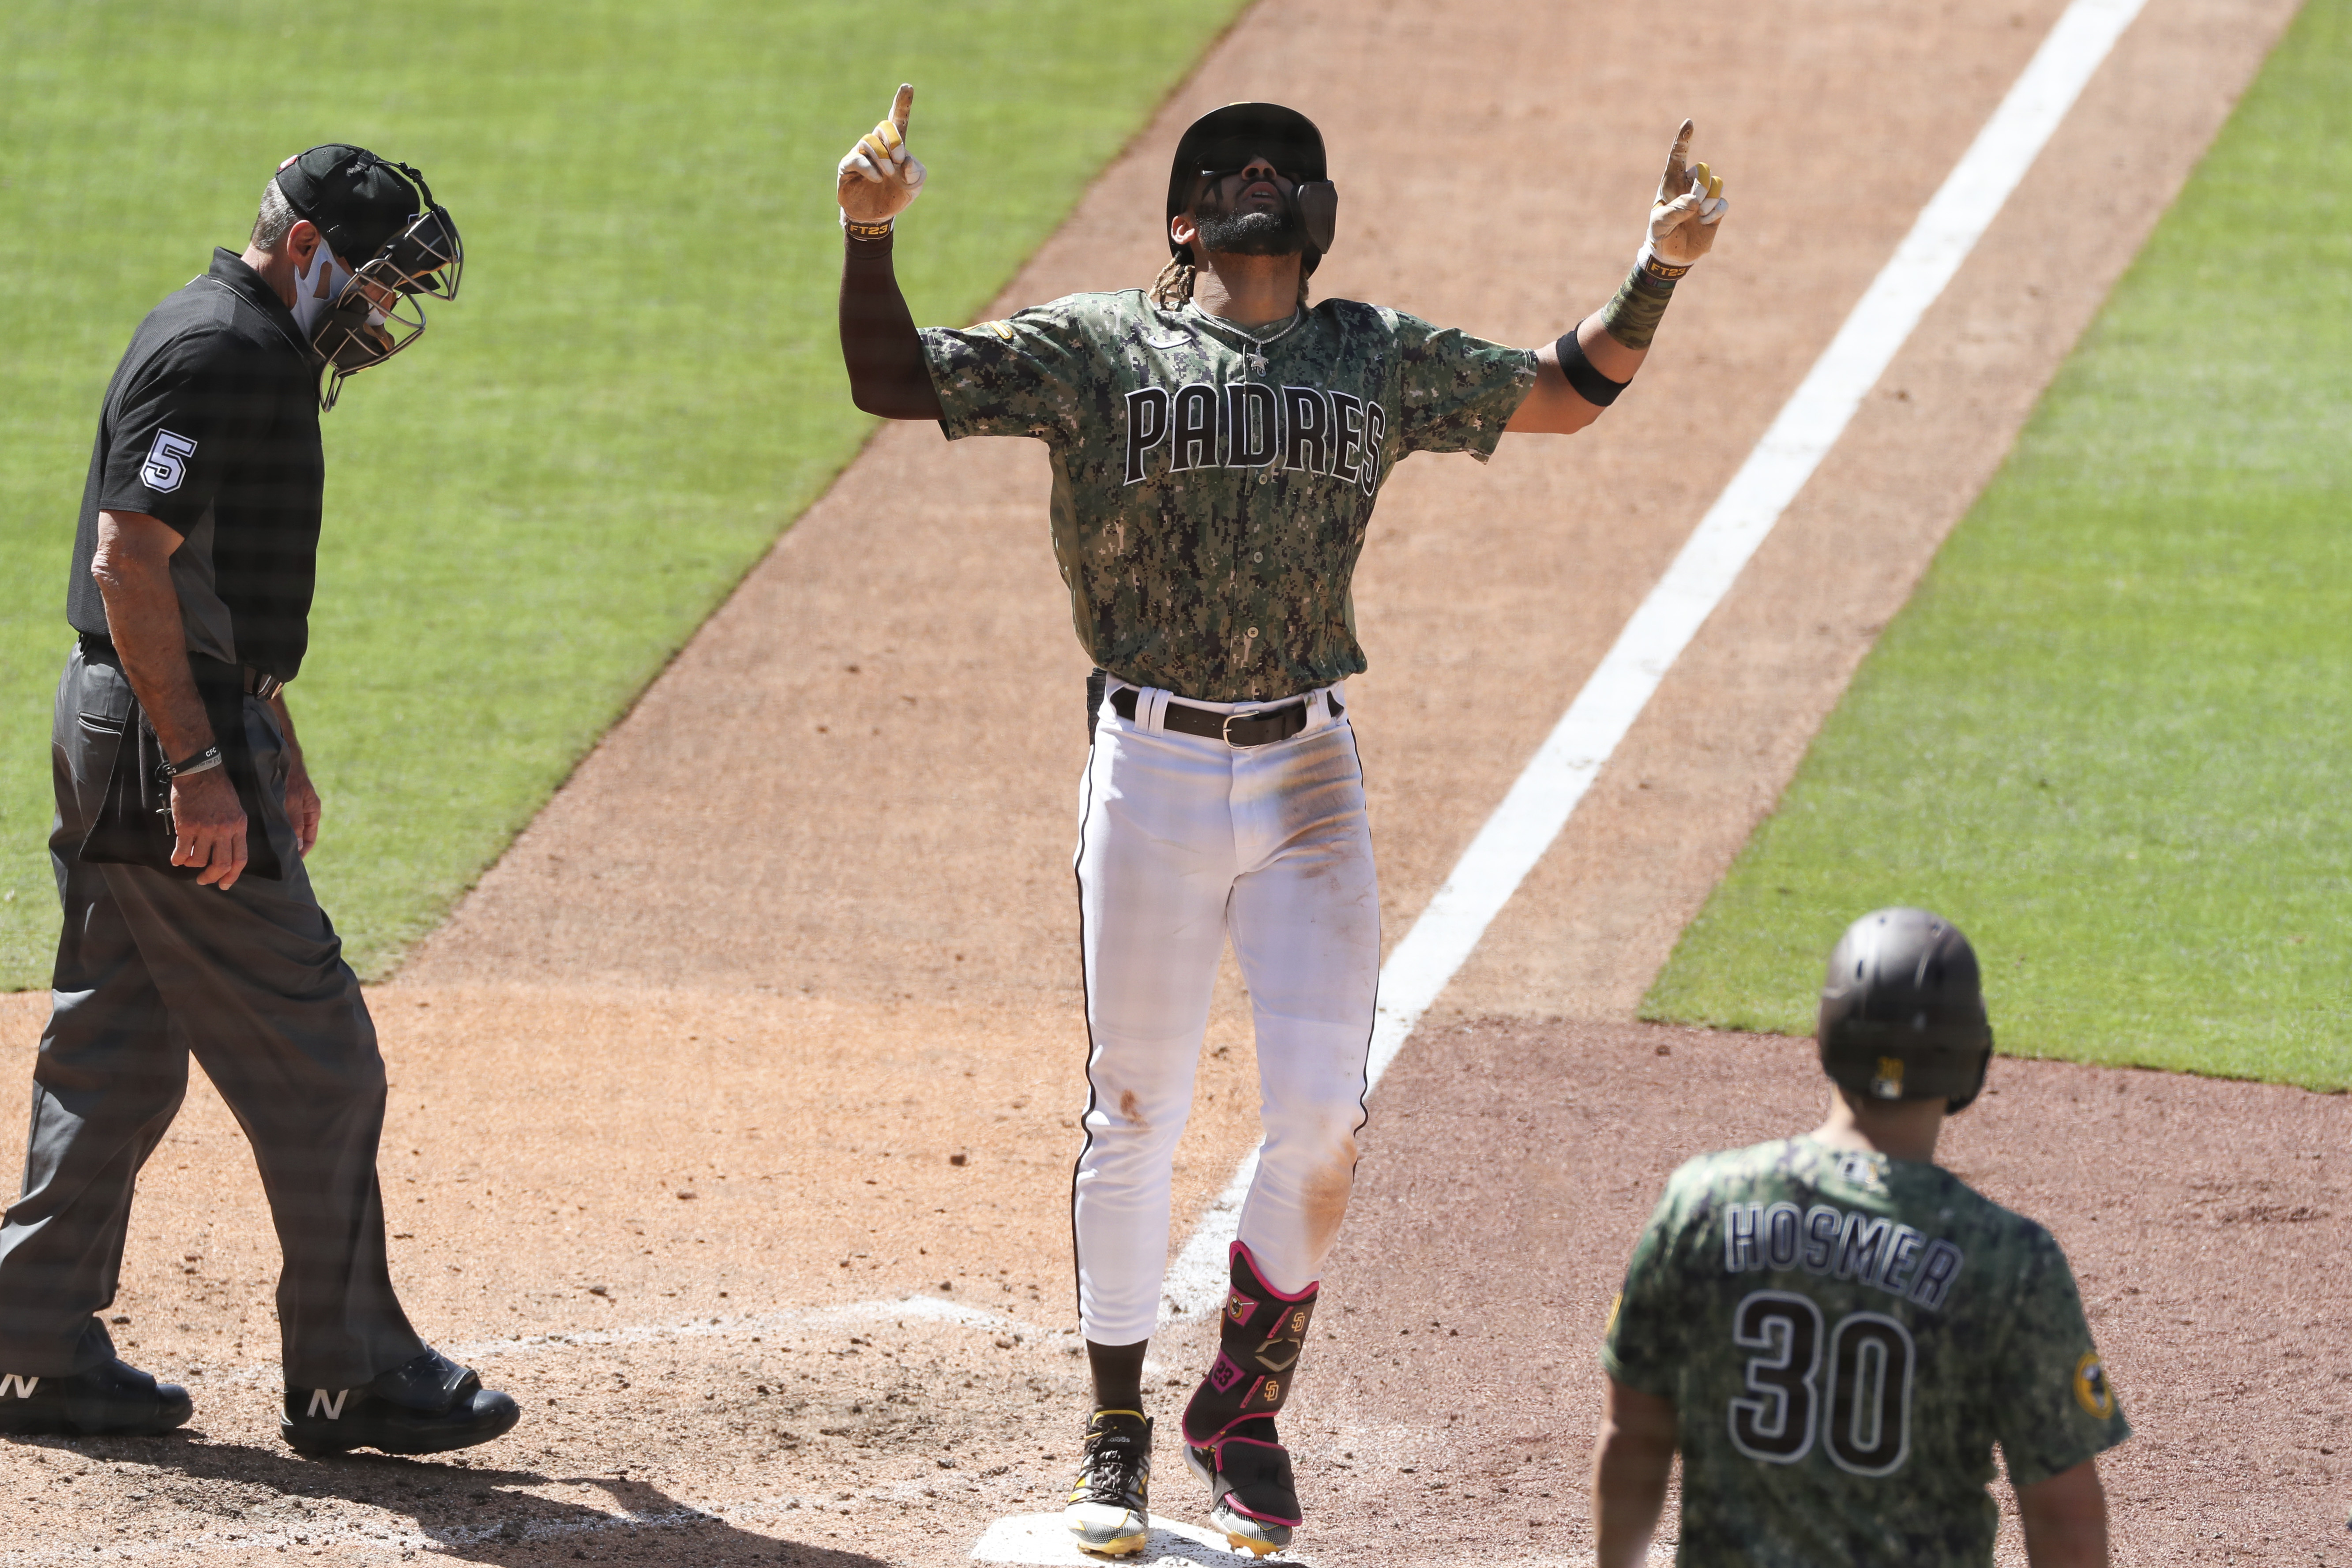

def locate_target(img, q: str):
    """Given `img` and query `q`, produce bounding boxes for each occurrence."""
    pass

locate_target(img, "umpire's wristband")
[157,744,223,781]
[1555,331,1629,407]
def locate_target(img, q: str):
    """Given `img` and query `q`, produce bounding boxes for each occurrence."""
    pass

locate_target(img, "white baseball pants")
[1070,679,1380,1346]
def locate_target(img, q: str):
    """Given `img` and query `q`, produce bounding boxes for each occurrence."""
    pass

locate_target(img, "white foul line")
[1158,0,2149,1323]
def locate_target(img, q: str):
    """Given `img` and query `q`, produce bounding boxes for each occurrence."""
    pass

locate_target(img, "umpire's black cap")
[273,144,421,266]
[1816,908,1995,1113]
[1166,103,1336,270]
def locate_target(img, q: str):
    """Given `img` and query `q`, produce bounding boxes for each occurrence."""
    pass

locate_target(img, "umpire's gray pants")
[0,647,425,1387]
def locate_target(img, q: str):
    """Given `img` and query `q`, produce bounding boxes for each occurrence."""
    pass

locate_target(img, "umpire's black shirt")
[67,248,326,681]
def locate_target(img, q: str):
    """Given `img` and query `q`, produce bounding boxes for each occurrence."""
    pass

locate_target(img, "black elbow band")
[1556,332,1628,407]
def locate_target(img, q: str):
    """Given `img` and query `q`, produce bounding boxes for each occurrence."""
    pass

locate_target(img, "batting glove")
[1645,120,1728,269]
[838,84,928,231]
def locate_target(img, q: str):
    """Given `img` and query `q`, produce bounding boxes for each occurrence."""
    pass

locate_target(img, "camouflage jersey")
[920,291,1537,703]
[1602,1136,2129,1568]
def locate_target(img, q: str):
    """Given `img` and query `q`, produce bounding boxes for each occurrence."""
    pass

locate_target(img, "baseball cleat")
[0,1356,192,1437]
[1065,1408,1153,1556]
[282,1347,519,1456]
[1184,1417,1298,1556]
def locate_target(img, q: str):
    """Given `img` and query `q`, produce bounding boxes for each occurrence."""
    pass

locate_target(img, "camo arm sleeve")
[1386,312,1540,463]
[919,297,1094,446]
[1989,1227,2132,1488]
[1600,1178,1695,1401]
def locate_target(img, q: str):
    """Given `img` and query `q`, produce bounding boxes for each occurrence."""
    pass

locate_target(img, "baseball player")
[1593,909,2130,1567]
[0,146,517,1456]
[835,88,1726,1555]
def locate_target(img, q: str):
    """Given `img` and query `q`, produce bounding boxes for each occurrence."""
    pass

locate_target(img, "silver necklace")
[1190,303,1302,378]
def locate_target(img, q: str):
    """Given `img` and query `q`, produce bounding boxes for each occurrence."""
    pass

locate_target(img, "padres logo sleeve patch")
[2072,1350,2115,1419]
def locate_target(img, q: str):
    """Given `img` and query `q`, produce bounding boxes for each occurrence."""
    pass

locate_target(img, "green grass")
[0,0,1246,987]
[1644,0,2352,1091]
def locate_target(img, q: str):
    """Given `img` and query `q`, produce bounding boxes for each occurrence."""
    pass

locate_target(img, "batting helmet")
[1166,103,1338,275]
[1816,908,1995,1113]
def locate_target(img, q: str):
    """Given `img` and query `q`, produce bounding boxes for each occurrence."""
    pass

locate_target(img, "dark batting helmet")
[1816,908,1995,1113]
[1166,102,1338,275]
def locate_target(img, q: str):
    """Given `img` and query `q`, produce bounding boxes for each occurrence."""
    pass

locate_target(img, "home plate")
[970,1513,1305,1564]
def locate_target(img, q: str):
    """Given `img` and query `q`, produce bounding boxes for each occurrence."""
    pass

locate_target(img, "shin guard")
[1181,1242,1317,1445]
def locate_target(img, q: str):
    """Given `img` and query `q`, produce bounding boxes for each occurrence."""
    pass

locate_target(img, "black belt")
[79,633,286,700]
[1109,686,1338,747]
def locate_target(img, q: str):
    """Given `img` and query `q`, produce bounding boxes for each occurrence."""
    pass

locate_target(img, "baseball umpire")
[835,86,1725,1554]
[1593,909,2129,1567]
[0,146,518,1456]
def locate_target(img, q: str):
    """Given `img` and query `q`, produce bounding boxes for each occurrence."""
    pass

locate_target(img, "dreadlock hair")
[1148,252,1311,311]
[1149,254,1196,309]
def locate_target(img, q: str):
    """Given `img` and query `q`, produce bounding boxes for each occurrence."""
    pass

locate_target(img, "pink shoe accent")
[1206,1435,1303,1527]
[1229,1241,1317,1302]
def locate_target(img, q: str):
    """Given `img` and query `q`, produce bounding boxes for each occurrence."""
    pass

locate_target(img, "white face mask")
[288,241,388,338]
[288,241,351,337]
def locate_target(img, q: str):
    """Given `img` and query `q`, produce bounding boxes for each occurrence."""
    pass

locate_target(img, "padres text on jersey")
[921,291,1536,704]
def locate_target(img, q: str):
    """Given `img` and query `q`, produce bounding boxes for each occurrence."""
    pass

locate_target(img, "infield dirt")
[1,0,2338,1563]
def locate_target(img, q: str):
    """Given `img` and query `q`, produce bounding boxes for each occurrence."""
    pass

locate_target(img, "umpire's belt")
[1111,687,1338,747]
[79,634,287,700]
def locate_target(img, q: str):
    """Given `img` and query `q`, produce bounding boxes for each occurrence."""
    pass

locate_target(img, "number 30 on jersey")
[1728,1290,1913,1475]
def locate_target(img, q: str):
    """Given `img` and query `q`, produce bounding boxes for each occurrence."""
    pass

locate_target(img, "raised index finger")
[891,83,914,139]
[1661,118,1694,195]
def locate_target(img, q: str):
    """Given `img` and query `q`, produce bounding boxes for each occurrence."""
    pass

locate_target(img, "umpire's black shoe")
[0,1356,193,1437]
[282,1348,519,1456]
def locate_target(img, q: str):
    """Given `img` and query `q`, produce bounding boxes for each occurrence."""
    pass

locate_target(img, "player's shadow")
[10,1429,886,1566]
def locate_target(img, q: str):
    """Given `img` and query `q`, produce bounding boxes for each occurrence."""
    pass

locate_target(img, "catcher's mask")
[273,144,463,409]
[1166,102,1337,277]
[1816,908,1995,1114]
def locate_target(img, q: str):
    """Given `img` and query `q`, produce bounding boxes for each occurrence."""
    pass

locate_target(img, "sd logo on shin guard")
[1254,1300,1312,1373]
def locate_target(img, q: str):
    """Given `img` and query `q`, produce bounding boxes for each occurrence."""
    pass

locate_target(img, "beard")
[1193,203,1303,257]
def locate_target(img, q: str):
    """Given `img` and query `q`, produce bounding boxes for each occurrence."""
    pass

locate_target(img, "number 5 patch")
[140,429,198,493]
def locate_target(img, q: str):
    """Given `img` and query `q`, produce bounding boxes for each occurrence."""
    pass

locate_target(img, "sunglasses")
[1197,166,1297,190]
[1195,137,1313,184]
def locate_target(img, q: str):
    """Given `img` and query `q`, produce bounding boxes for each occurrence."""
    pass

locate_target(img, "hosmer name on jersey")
[1123,381,1387,495]
[1722,1200,1965,1311]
